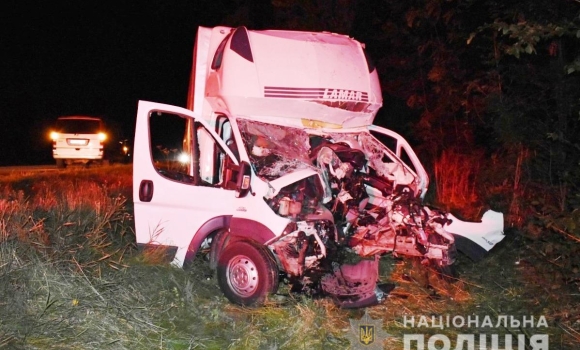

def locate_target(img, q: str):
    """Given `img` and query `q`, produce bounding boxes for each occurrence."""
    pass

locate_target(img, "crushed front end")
[237,118,503,307]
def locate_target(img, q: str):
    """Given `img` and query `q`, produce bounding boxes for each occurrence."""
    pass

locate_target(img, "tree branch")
[550,224,580,244]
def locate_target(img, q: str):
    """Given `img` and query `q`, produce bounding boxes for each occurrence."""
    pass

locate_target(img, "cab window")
[211,34,231,70]
[370,130,417,173]
[149,111,238,188]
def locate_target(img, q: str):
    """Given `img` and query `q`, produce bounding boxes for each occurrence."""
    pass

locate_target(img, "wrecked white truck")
[132,26,505,308]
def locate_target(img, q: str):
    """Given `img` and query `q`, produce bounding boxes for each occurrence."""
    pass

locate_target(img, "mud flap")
[320,256,395,308]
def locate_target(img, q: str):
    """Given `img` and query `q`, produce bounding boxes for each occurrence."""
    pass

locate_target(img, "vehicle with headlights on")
[50,116,107,168]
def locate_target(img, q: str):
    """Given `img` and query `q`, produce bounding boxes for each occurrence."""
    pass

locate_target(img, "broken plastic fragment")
[444,210,505,261]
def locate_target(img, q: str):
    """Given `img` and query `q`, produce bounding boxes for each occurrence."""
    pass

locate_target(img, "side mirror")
[235,161,252,198]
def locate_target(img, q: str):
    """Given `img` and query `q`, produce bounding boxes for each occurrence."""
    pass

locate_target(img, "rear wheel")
[217,241,278,306]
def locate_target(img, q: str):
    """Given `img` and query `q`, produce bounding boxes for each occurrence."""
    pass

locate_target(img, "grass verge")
[1,165,579,349]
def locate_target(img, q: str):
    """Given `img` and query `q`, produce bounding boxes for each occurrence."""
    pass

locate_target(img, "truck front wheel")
[217,241,278,306]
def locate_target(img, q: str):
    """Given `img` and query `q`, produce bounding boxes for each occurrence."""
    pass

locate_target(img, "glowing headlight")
[98,132,107,141]
[50,131,59,141]
[178,152,190,163]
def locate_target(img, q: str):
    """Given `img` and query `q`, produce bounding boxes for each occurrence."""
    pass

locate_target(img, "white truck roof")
[188,26,383,128]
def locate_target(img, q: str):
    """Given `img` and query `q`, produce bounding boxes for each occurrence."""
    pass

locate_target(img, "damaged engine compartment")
[237,119,504,307]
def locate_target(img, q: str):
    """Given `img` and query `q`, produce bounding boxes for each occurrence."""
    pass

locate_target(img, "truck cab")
[133,26,504,307]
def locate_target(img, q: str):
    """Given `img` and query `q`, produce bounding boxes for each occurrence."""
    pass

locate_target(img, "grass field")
[1,165,579,349]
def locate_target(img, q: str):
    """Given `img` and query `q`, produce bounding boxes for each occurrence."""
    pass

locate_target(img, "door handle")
[139,180,154,202]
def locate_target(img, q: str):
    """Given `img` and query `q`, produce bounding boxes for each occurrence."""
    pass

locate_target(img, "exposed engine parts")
[238,119,503,307]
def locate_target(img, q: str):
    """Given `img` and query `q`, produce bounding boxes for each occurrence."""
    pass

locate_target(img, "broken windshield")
[237,119,316,180]
[237,118,417,191]
[331,132,416,187]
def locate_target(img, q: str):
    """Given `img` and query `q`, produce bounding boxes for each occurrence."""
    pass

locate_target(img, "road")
[0,164,59,175]
[0,163,131,176]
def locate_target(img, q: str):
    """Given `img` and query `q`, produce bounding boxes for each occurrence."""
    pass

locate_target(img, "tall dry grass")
[432,149,482,219]
[1,164,578,349]
[0,166,134,271]
[432,146,532,226]
[0,166,140,348]
[0,166,352,349]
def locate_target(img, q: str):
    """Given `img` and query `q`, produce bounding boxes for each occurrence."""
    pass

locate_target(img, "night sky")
[1,1,406,166]
[1,1,236,165]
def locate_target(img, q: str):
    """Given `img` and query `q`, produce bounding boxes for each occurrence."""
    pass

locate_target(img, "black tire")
[209,230,227,270]
[217,241,278,306]
[56,159,65,168]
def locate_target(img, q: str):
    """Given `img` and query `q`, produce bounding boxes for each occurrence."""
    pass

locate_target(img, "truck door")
[368,125,429,199]
[133,101,241,266]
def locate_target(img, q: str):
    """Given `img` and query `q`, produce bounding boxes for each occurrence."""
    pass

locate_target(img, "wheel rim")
[226,254,259,297]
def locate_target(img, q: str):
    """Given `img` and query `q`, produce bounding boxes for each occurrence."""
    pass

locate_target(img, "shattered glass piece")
[315,146,345,201]
[358,133,415,186]
[316,146,341,169]
[333,162,353,180]
[330,132,417,189]
[255,157,312,179]
[337,189,353,203]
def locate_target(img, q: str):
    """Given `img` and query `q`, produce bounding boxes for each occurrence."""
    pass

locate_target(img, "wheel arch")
[183,215,231,268]
[209,217,278,270]
[228,217,277,243]
[183,216,277,268]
